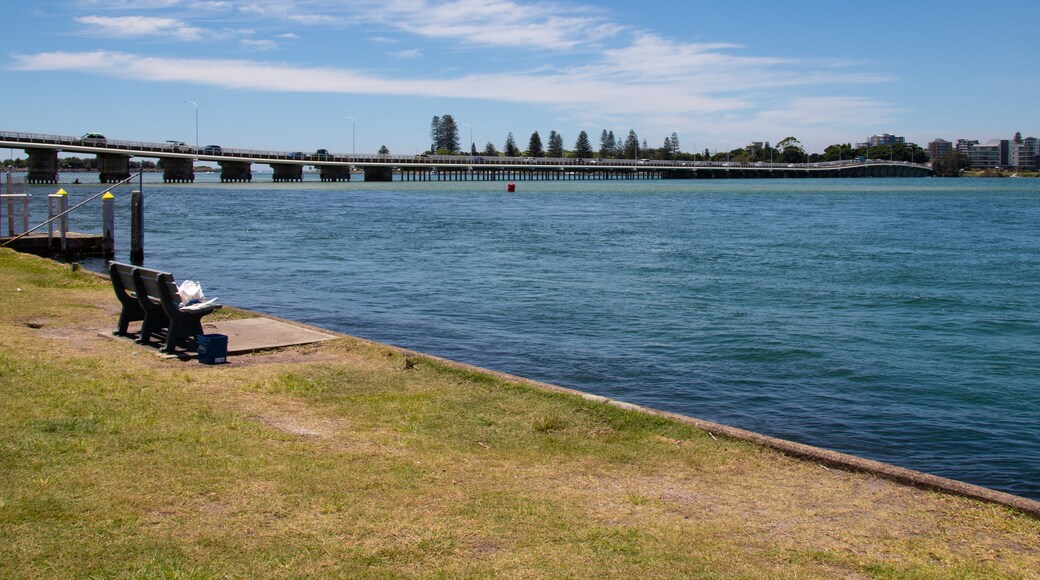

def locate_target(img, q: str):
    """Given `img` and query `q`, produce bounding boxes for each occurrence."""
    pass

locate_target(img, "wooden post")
[102,192,115,258]
[130,189,143,265]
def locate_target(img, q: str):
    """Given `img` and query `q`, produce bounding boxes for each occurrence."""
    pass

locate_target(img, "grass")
[1,247,1039,578]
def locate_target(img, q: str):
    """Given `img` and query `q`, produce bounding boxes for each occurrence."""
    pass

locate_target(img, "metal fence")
[1,169,139,262]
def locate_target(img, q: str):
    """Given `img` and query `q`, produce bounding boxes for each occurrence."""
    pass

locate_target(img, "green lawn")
[1,248,1038,578]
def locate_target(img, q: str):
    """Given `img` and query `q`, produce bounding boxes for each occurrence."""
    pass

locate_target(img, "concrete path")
[200,318,338,355]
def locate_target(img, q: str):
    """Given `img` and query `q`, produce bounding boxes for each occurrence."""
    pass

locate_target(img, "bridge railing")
[0,130,933,171]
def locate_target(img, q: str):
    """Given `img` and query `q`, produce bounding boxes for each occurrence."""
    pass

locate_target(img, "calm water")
[79,175,1040,499]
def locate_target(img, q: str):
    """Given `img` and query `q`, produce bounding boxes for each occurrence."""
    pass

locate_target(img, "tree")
[547,130,564,157]
[599,130,616,158]
[504,133,519,157]
[471,142,478,155]
[573,131,593,159]
[378,145,390,155]
[776,136,805,163]
[483,141,498,156]
[1014,131,1023,144]
[670,132,680,154]
[429,114,460,153]
[658,136,675,160]
[527,131,544,157]
[438,114,460,153]
[623,130,639,159]
[932,150,970,177]
[429,116,441,153]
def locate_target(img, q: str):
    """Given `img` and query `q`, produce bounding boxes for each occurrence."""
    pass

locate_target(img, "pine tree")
[547,130,564,157]
[600,130,616,158]
[670,132,680,154]
[483,142,498,156]
[429,116,441,153]
[378,145,390,155]
[504,133,519,157]
[624,130,639,159]
[438,114,461,153]
[574,131,593,159]
[527,131,544,157]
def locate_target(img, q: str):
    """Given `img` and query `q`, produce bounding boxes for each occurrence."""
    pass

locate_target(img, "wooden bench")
[108,261,221,353]
[109,261,149,336]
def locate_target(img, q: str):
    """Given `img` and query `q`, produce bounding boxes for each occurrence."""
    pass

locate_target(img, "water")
[85,175,1040,499]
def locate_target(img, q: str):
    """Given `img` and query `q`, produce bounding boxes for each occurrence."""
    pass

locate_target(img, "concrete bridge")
[1,130,933,184]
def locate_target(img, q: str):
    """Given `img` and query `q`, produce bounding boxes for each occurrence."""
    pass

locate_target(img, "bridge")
[1,130,933,184]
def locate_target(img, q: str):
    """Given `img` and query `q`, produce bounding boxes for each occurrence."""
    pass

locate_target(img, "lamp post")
[461,123,473,155]
[184,100,198,158]
[342,115,355,157]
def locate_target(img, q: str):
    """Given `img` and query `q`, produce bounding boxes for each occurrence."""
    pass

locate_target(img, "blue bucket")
[196,333,228,364]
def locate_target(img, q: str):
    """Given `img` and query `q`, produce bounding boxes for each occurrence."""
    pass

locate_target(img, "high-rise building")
[956,139,979,156]
[868,133,906,147]
[928,139,953,161]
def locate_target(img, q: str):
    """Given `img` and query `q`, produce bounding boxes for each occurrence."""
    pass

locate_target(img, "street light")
[342,115,355,157]
[184,100,198,158]
[461,123,473,155]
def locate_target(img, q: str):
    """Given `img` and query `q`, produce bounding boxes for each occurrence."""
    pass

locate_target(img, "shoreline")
[83,266,1040,518]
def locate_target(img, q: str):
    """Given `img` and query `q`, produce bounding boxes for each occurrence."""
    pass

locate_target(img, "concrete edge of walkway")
[84,266,1040,518]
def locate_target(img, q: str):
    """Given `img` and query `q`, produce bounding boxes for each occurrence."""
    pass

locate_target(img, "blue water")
[82,175,1040,499]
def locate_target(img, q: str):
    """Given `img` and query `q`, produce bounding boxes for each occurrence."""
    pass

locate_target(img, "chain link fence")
[1,169,139,263]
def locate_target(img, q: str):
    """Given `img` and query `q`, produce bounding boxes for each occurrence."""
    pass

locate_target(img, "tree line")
[427,115,929,164]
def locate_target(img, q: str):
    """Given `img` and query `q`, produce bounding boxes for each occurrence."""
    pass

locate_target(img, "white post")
[59,189,68,251]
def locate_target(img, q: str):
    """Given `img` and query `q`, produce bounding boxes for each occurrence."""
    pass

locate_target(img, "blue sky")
[3,0,1037,157]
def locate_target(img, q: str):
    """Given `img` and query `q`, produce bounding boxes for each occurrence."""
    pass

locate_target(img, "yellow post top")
[56,188,67,196]
[102,192,115,200]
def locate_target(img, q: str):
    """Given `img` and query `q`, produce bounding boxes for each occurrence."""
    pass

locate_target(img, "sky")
[3,0,1038,157]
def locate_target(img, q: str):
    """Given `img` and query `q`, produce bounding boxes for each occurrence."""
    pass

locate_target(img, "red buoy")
[507,182,516,192]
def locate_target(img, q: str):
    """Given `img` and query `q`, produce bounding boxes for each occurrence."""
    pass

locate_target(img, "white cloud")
[240,39,278,51]
[76,15,206,41]
[356,0,624,50]
[79,0,182,8]
[391,49,422,59]
[238,3,337,25]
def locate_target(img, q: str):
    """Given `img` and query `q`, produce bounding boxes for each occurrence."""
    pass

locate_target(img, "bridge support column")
[271,163,303,182]
[219,161,252,182]
[98,153,131,183]
[320,165,351,182]
[363,166,393,182]
[161,157,194,182]
[25,148,58,184]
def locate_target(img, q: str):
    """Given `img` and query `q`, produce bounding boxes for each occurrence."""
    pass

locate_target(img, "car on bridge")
[202,145,222,155]
[165,140,189,152]
[80,132,107,144]
[315,149,332,160]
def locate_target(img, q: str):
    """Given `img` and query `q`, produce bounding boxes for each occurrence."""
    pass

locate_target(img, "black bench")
[109,261,149,336]
[108,261,221,353]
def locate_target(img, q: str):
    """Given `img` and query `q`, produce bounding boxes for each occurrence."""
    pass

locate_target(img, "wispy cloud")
[355,0,623,50]
[76,15,207,41]
[237,3,337,25]
[391,49,422,59]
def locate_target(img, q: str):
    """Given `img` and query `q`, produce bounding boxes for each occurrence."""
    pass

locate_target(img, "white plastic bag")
[176,280,205,305]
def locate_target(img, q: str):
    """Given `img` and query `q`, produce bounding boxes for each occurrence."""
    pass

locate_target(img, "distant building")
[868,133,905,147]
[746,142,764,153]
[969,140,1010,169]
[1010,138,1038,170]
[956,139,979,156]
[928,139,953,161]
